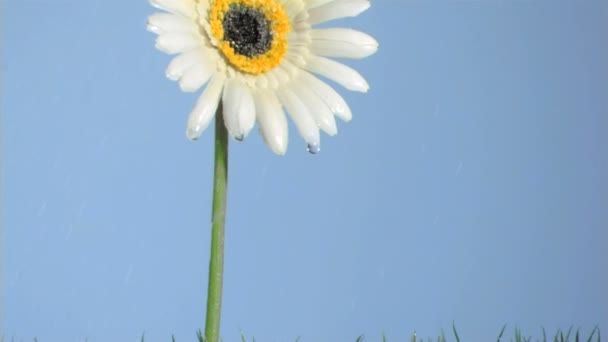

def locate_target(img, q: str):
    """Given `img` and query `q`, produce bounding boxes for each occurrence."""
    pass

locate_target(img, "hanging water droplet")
[186,126,202,141]
[146,23,159,33]
[234,134,244,142]
[186,130,199,141]
[307,143,320,154]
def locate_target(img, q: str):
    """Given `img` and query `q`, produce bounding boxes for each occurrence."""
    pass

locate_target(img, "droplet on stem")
[307,143,320,154]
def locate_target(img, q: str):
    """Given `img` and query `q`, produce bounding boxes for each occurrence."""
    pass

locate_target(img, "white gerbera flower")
[147,0,378,154]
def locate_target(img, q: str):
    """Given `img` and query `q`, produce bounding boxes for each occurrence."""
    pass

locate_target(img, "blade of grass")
[197,329,205,342]
[497,324,507,342]
[565,326,573,342]
[586,327,596,342]
[452,322,461,342]
[554,329,561,342]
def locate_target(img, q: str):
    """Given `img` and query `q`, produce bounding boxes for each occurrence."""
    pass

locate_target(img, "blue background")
[2,0,607,341]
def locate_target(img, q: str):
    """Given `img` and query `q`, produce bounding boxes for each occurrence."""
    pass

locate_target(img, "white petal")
[310,28,378,59]
[179,59,214,92]
[293,21,311,32]
[147,13,196,34]
[307,0,370,26]
[222,79,256,140]
[291,82,337,136]
[277,88,320,148]
[254,90,289,155]
[295,10,309,24]
[305,0,334,9]
[265,70,280,89]
[186,74,225,140]
[150,0,195,18]
[299,71,352,122]
[156,33,201,54]
[254,74,270,89]
[288,31,311,47]
[270,66,291,86]
[279,59,301,77]
[286,49,308,68]
[165,48,205,81]
[304,55,369,92]
[282,0,305,18]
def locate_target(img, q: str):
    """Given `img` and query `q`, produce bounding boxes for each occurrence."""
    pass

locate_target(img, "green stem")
[205,103,228,342]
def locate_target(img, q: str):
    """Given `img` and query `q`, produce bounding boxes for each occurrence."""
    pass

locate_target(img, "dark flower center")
[223,4,273,58]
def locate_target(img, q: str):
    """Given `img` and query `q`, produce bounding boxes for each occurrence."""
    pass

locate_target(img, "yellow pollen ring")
[209,0,291,75]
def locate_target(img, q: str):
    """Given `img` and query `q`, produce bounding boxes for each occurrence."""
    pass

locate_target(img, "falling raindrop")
[307,143,320,154]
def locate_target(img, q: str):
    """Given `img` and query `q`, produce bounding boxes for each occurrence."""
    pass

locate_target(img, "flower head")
[148,0,378,154]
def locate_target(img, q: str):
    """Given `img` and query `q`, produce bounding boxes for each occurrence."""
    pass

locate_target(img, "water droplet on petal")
[307,143,320,154]
[234,134,244,142]
[146,23,159,33]
[186,128,200,141]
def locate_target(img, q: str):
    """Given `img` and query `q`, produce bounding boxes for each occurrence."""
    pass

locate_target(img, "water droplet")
[165,70,179,80]
[234,134,244,142]
[307,143,320,154]
[146,23,159,33]
[186,127,201,141]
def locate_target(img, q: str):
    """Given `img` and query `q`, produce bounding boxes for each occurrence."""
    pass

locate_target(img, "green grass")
[185,324,601,342]
[4,325,601,342]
